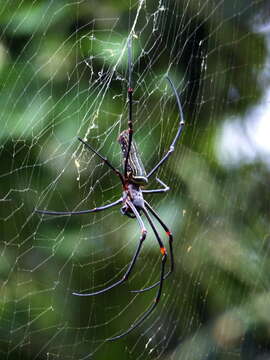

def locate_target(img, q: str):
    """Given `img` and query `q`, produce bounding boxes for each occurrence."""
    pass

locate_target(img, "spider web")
[1,0,270,359]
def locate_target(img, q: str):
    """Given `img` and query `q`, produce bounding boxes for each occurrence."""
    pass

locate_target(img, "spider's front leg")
[35,198,122,216]
[107,205,168,341]
[131,200,174,293]
[72,199,147,297]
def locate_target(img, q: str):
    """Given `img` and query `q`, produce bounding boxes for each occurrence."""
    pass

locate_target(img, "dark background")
[1,0,270,359]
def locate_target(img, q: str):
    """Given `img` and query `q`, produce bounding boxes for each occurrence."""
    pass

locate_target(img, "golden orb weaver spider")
[36,37,185,341]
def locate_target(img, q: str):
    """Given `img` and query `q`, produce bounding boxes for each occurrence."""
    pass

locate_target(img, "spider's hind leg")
[142,178,170,194]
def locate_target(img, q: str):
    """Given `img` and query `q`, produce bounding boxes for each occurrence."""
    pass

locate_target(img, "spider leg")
[142,178,170,194]
[147,76,185,179]
[72,200,147,297]
[131,200,174,293]
[124,36,134,178]
[78,137,125,186]
[107,206,167,341]
[35,198,122,216]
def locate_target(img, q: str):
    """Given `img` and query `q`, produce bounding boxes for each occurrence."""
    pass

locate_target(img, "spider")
[36,38,185,341]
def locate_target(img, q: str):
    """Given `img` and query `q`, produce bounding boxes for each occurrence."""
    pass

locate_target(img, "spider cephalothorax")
[36,37,185,341]
[121,183,144,218]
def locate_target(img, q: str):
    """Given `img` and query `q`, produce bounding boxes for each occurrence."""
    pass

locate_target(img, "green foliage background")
[1,1,270,359]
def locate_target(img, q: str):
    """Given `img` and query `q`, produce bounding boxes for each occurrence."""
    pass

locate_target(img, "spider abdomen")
[118,130,148,186]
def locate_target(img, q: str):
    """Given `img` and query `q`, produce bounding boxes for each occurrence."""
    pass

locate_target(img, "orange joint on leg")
[166,231,172,237]
[160,247,167,255]
[128,87,133,93]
